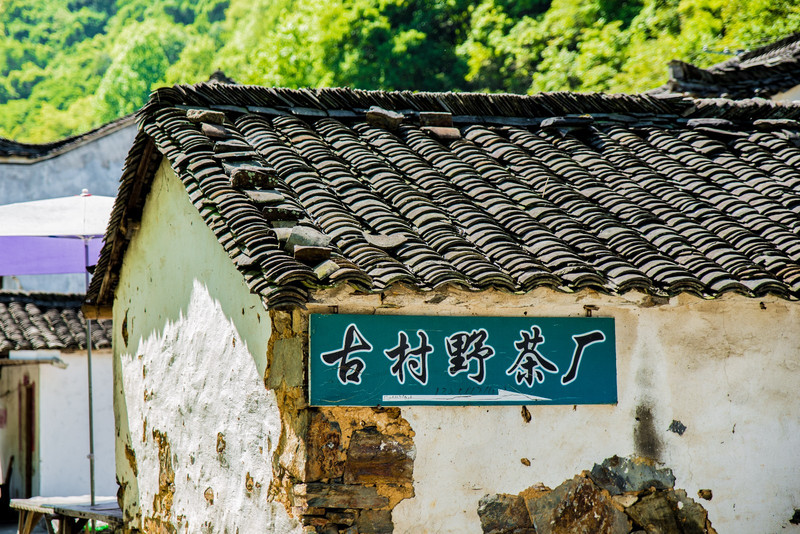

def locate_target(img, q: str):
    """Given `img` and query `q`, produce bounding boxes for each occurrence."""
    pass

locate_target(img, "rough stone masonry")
[478,455,716,534]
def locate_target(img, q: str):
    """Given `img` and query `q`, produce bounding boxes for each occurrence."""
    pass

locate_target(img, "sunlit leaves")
[3,0,800,142]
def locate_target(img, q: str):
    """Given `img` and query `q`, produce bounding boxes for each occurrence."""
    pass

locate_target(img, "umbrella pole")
[84,238,96,530]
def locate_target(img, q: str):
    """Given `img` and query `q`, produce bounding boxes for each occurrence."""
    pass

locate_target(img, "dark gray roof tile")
[657,34,800,99]
[0,293,112,355]
[87,85,800,307]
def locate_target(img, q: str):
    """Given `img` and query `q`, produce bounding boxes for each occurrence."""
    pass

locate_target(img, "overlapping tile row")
[142,107,319,308]
[154,84,696,119]
[658,33,800,99]
[87,85,800,308]
[0,293,112,354]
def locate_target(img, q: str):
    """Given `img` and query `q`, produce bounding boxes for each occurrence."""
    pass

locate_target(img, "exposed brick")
[295,483,389,509]
[672,489,713,534]
[306,412,345,482]
[325,510,355,526]
[356,510,394,534]
[343,427,414,485]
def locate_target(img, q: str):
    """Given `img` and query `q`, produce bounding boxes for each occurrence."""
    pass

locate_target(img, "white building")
[0,292,115,499]
[88,84,800,533]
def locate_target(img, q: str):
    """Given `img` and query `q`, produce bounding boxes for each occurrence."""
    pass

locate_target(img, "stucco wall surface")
[0,350,114,499]
[113,162,300,533]
[38,350,115,497]
[310,286,800,534]
[0,124,136,205]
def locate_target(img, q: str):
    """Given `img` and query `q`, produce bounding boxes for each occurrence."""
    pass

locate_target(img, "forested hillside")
[2,0,799,142]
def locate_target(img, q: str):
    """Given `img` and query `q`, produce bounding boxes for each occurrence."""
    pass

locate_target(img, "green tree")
[95,19,188,121]
[4,0,800,142]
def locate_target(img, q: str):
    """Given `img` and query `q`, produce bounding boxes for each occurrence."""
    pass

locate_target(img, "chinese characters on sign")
[311,314,616,406]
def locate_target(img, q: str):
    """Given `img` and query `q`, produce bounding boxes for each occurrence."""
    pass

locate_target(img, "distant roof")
[658,33,800,99]
[88,84,800,309]
[0,114,136,164]
[0,292,112,354]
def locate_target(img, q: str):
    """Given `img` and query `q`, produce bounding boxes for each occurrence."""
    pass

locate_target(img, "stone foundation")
[478,456,716,534]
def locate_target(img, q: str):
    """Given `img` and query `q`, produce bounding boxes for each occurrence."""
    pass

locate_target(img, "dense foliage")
[2,0,799,141]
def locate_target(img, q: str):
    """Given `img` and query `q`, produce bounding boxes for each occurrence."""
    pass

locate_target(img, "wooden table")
[11,498,123,534]
[9,498,53,534]
[52,501,123,534]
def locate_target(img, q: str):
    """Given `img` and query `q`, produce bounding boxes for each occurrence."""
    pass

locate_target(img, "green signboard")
[309,314,617,406]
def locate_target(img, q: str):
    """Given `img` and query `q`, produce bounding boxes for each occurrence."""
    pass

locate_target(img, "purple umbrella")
[0,190,113,276]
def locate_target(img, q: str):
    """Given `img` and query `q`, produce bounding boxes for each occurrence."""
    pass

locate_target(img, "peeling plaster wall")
[113,162,301,533]
[309,285,800,534]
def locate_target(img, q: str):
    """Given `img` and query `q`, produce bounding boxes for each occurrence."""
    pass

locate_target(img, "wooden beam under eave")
[82,303,113,320]
[97,136,158,304]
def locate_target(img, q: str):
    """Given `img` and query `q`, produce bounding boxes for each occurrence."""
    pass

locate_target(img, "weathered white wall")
[38,350,115,497]
[0,122,136,205]
[0,351,115,499]
[310,286,800,534]
[113,162,300,532]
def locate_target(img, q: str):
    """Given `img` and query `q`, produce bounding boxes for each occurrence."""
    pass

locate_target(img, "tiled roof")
[658,33,800,99]
[0,292,112,355]
[88,84,800,309]
[0,115,135,164]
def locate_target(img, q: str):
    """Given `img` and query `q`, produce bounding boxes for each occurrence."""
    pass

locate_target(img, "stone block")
[672,489,712,534]
[230,164,278,189]
[187,109,226,124]
[305,412,345,482]
[697,489,712,501]
[477,493,535,534]
[526,476,631,534]
[366,107,404,130]
[589,455,675,496]
[626,492,681,533]
[343,427,414,485]
[626,489,711,534]
[325,510,355,526]
[356,510,394,534]
[318,523,340,534]
[419,111,453,127]
[295,483,389,509]
[267,336,304,389]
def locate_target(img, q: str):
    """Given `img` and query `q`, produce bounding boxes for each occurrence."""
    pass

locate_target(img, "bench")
[11,497,123,534]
